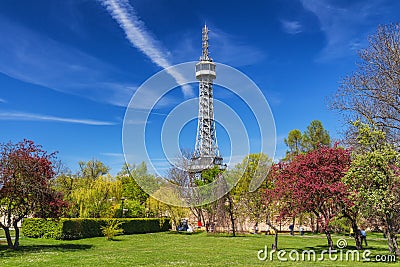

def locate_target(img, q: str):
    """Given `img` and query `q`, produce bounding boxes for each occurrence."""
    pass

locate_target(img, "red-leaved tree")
[0,139,67,249]
[268,145,352,250]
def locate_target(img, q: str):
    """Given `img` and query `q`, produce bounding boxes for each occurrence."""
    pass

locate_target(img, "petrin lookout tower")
[189,25,226,174]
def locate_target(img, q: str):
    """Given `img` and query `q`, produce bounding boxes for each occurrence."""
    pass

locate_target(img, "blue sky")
[0,0,399,175]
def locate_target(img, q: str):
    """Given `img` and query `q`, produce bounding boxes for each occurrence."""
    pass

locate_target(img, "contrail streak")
[101,0,193,96]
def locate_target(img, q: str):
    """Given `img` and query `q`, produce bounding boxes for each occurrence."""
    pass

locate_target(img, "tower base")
[188,156,226,174]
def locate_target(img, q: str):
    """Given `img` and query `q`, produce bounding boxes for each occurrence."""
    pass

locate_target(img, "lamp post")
[121,197,126,218]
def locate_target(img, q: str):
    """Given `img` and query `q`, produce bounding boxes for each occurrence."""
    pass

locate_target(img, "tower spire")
[201,24,211,61]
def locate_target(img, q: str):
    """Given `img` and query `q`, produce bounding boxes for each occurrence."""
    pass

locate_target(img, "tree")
[232,154,272,223]
[266,162,298,249]
[78,159,109,180]
[302,120,331,151]
[344,122,400,256]
[332,23,400,146]
[66,160,123,218]
[196,166,226,234]
[283,121,332,234]
[0,140,66,249]
[284,129,304,161]
[264,164,284,250]
[269,145,351,251]
[283,121,331,162]
[117,162,150,205]
[52,172,80,217]
[149,190,189,228]
[71,174,122,218]
[224,153,273,236]
[339,199,363,250]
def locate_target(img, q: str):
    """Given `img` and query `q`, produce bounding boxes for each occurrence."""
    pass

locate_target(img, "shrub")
[101,220,123,240]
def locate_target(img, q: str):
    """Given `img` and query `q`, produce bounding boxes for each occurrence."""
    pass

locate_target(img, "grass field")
[0,231,398,266]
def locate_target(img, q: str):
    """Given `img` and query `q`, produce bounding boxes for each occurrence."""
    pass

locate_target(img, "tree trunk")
[325,230,334,251]
[291,217,296,235]
[310,215,315,233]
[266,214,279,250]
[265,221,279,250]
[272,227,278,251]
[1,219,22,250]
[194,207,202,224]
[13,221,20,250]
[200,210,205,227]
[387,231,400,256]
[226,194,235,237]
[385,216,400,257]
[2,226,14,249]
[351,221,362,250]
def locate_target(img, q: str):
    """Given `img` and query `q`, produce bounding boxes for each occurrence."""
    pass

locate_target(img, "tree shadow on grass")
[167,230,204,235]
[167,231,248,237]
[211,234,252,238]
[280,245,396,263]
[283,244,360,254]
[0,243,93,257]
[107,238,124,242]
[284,244,386,255]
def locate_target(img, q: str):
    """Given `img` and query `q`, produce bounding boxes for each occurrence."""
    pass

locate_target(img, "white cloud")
[0,111,116,125]
[0,17,134,107]
[101,0,193,97]
[207,26,266,66]
[100,152,124,157]
[0,98,6,103]
[281,20,303,34]
[300,0,389,60]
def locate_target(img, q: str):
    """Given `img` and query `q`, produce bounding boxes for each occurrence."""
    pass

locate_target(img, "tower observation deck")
[189,25,226,174]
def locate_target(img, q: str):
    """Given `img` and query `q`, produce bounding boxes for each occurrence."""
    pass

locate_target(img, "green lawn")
[0,231,398,266]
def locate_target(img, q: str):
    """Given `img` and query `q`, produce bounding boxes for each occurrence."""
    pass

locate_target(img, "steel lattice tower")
[189,25,225,174]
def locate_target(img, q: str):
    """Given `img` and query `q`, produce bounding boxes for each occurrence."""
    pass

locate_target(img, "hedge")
[21,218,63,239]
[22,218,171,240]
